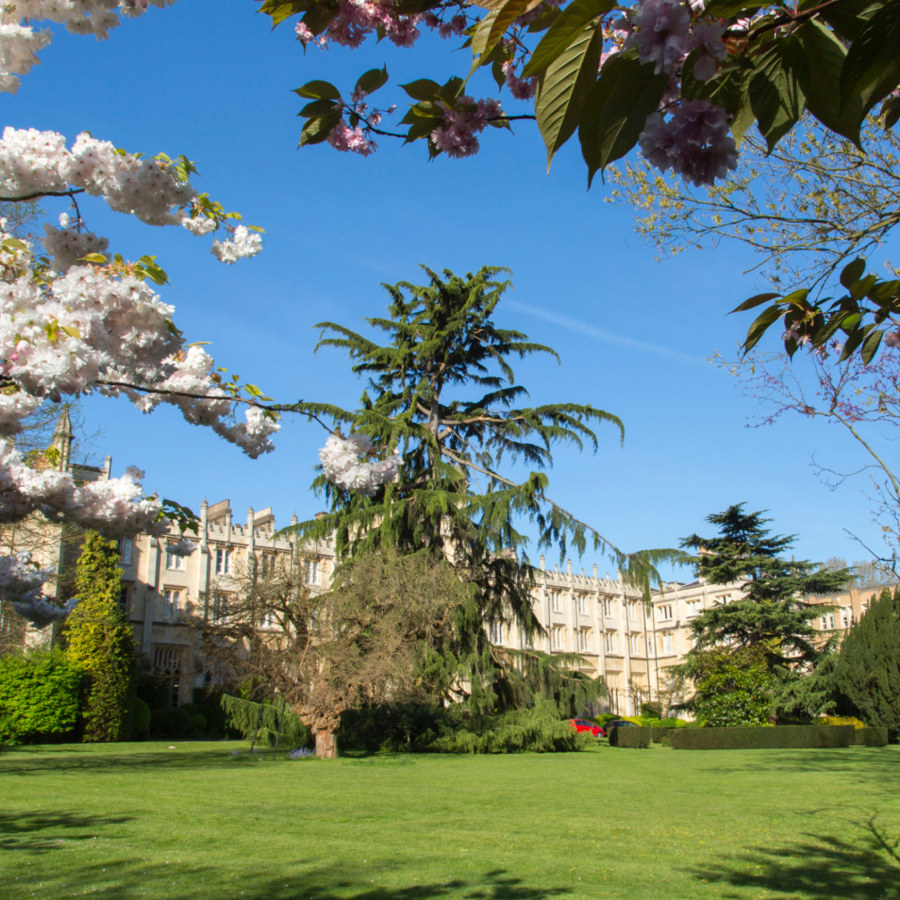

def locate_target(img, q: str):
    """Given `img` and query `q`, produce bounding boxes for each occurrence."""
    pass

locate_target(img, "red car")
[568,718,605,738]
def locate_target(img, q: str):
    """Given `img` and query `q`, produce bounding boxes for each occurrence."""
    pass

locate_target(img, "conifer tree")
[680,504,851,672]
[832,587,900,728]
[64,531,136,742]
[290,266,665,718]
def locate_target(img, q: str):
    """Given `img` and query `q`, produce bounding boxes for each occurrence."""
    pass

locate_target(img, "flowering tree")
[0,4,296,624]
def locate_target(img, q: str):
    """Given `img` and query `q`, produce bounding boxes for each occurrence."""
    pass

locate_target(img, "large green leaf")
[355,67,389,97]
[523,0,616,77]
[578,53,668,186]
[257,0,307,26]
[299,110,342,146]
[294,80,342,101]
[748,43,805,150]
[840,1,900,121]
[535,25,604,169]
[472,0,544,60]
[400,79,441,101]
[789,19,861,144]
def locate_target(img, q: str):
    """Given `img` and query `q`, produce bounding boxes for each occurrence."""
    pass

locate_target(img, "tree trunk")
[315,729,337,759]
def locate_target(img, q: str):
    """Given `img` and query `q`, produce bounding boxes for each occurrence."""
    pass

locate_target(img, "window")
[260,554,274,576]
[841,608,851,629]
[118,584,130,615]
[647,635,654,655]
[629,634,641,655]
[259,608,278,628]
[659,633,674,654]
[551,626,564,650]
[215,548,232,575]
[304,560,318,585]
[605,631,617,654]
[489,620,504,644]
[164,589,182,620]
[577,595,587,615]
[659,604,673,621]
[685,600,700,618]
[602,597,613,617]
[208,593,229,622]
[628,601,638,621]
[821,613,835,630]
[119,537,133,565]
[577,629,591,652]
[166,544,185,570]
[550,591,561,613]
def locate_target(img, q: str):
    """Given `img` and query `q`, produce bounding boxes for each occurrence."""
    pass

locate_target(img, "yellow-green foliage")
[818,715,867,729]
[64,531,135,742]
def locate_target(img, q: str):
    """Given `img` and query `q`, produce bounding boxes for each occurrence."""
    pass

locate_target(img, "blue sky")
[6,1,895,578]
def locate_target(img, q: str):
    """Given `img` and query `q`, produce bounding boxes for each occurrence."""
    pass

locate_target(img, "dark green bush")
[130,697,150,739]
[149,706,193,739]
[608,726,652,748]
[853,727,889,746]
[669,725,856,750]
[0,650,83,744]
[340,702,443,752]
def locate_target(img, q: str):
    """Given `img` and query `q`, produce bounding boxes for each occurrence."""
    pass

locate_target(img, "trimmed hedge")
[853,727,889,747]
[608,726,652,748]
[668,725,857,750]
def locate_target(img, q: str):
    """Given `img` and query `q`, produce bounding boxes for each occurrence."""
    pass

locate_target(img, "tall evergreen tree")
[680,504,852,672]
[832,588,900,728]
[64,531,136,742]
[289,266,666,718]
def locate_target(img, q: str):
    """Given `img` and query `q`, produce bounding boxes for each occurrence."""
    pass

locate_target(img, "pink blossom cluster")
[42,222,110,272]
[0,551,55,615]
[639,100,738,186]
[327,122,375,156]
[13,593,78,629]
[884,331,900,349]
[319,433,398,496]
[623,0,726,80]
[430,97,503,158]
[502,61,537,101]
[0,0,176,92]
[422,11,468,39]
[295,0,422,50]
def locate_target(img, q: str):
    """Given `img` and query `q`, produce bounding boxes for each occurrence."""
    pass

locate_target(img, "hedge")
[608,726,652,748]
[853,727,889,747]
[668,725,857,750]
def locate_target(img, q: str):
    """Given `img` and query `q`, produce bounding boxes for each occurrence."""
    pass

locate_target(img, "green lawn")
[1,741,898,900]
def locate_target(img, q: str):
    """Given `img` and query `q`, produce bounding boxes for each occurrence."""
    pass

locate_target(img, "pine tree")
[832,588,900,728]
[64,531,136,742]
[290,266,665,729]
[680,504,852,671]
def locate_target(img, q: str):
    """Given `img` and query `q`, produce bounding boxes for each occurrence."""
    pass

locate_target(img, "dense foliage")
[0,649,82,744]
[832,587,900,727]
[64,531,136,742]
[689,648,773,727]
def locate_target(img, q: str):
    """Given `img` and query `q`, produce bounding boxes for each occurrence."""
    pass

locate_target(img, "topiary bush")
[0,649,83,744]
[608,726,653,748]
[853,727,889,746]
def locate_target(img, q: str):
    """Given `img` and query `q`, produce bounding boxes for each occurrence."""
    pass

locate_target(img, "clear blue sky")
[6,1,895,578]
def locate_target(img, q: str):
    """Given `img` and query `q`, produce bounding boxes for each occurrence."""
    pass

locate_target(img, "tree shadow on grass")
[0,810,133,853]
[687,814,900,900]
[7,855,574,900]
[698,747,900,780]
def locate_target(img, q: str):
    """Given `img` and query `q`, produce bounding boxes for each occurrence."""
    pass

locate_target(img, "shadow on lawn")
[0,745,241,774]
[7,855,574,900]
[688,814,900,900]
[700,747,900,780]
[0,810,133,853]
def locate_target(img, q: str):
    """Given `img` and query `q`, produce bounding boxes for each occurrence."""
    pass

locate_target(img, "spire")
[52,405,73,472]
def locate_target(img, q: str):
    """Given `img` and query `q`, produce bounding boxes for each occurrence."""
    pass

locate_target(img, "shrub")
[0,650,83,744]
[640,701,664,719]
[130,697,150,739]
[149,706,192,739]
[668,725,856,750]
[818,715,867,729]
[220,694,312,749]
[608,726,652,748]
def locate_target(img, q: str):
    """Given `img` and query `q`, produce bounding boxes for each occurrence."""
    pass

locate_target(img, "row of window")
[161,545,319,584]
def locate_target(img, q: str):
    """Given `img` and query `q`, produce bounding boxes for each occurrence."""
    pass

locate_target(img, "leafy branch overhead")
[262,0,900,188]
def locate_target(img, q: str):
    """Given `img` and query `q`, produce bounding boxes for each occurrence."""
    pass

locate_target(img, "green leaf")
[355,66,389,97]
[536,24,604,168]
[841,1,900,123]
[523,0,616,77]
[860,326,885,364]
[300,98,339,117]
[748,43,805,150]
[731,292,780,313]
[578,52,668,185]
[790,19,861,143]
[299,110,342,146]
[472,0,544,60]
[293,80,342,101]
[400,79,441,101]
[80,252,107,264]
[743,304,785,353]
[840,258,867,288]
[257,0,307,27]
[849,273,878,300]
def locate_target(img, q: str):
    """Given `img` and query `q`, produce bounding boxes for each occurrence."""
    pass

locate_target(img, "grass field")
[2,740,898,900]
